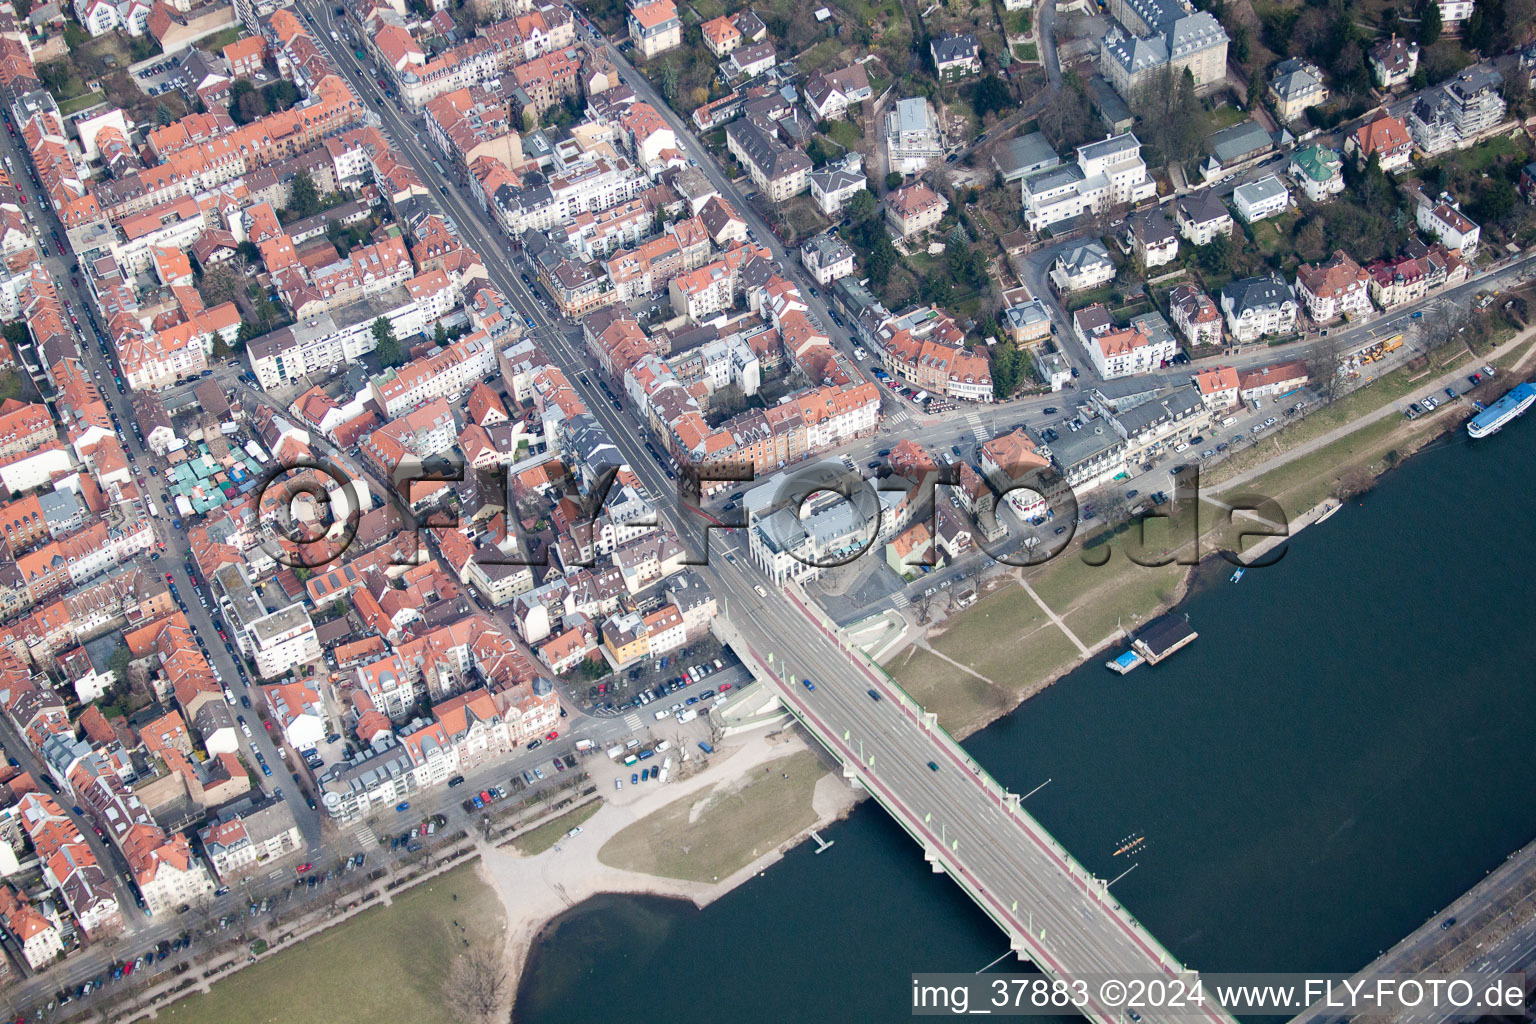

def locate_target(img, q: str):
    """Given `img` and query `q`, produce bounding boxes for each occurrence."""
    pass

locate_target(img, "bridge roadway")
[706,578,1237,1024]
[286,6,1237,1016]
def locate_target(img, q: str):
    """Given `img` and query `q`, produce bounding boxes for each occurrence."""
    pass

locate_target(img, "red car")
[166,573,174,581]
[479,790,492,803]
[719,682,733,692]
[16,194,23,205]
[545,730,558,741]
[296,862,313,874]
[263,720,272,730]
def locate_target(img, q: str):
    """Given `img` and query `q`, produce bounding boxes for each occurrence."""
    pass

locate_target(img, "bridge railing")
[783,580,1192,981]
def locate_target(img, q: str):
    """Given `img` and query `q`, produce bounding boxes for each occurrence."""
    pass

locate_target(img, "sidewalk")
[1212,325,1536,496]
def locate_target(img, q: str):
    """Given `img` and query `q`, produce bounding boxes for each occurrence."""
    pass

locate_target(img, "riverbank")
[885,325,1536,741]
[506,334,1536,1014]
[491,727,862,1012]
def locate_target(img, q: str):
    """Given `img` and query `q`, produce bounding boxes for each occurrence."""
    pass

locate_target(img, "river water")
[515,416,1536,1023]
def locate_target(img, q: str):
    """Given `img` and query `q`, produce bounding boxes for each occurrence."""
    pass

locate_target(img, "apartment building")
[1020,132,1156,232]
[247,273,455,390]
[1295,250,1373,323]
[726,116,811,201]
[198,797,303,881]
[1220,272,1298,342]
[1101,0,1228,100]
[247,604,320,680]
[627,0,681,58]
[370,330,497,418]
[1167,284,1222,348]
[1232,175,1289,224]
[1289,144,1345,202]
[884,98,943,176]
[1345,113,1412,173]
[1268,58,1328,122]
[883,182,949,239]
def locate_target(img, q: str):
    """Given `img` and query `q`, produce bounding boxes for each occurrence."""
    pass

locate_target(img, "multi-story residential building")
[1295,250,1373,323]
[1416,197,1480,259]
[700,13,743,56]
[1099,382,1213,466]
[1048,420,1127,489]
[1168,284,1222,348]
[1124,208,1178,268]
[370,330,497,417]
[1101,0,1228,100]
[1232,175,1290,223]
[884,98,943,176]
[1220,273,1298,342]
[1369,34,1418,89]
[1345,113,1413,173]
[1173,190,1233,245]
[883,182,949,239]
[247,604,320,680]
[1194,365,1240,410]
[1365,254,1430,308]
[726,116,811,201]
[198,797,303,881]
[930,33,981,80]
[1289,144,1345,202]
[1050,241,1116,292]
[627,0,681,58]
[808,160,867,216]
[0,885,63,968]
[1020,132,1156,231]
[1268,58,1328,122]
[1004,297,1053,346]
[800,232,856,285]
[1238,360,1311,402]
[1438,0,1475,29]
[246,273,456,390]
[1408,68,1505,156]
[802,65,873,121]
[1086,320,1179,379]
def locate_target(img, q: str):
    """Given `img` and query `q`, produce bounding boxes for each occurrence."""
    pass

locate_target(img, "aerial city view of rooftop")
[0,0,1534,1018]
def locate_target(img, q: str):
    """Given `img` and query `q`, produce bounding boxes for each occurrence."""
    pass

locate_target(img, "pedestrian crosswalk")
[967,414,991,443]
[623,712,643,730]
[354,825,377,849]
[890,591,910,609]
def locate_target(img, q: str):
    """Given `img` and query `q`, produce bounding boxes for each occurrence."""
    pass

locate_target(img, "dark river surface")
[516,417,1536,1023]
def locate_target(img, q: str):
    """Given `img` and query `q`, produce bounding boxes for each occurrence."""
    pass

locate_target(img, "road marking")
[967,413,991,442]
[890,591,909,609]
[623,712,642,729]
[353,825,376,849]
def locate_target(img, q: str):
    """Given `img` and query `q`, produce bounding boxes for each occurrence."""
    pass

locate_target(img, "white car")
[753,584,768,597]
[240,722,252,738]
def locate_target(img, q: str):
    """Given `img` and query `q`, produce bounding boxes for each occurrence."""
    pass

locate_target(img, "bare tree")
[1307,331,1352,405]
[442,946,508,1024]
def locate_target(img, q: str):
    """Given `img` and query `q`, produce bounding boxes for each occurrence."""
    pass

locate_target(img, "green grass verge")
[598,751,823,882]
[159,863,502,1024]
[1013,43,1039,62]
[59,90,106,116]
[511,801,603,856]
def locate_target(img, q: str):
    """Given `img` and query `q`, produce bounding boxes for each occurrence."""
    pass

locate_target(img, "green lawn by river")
[159,863,503,1024]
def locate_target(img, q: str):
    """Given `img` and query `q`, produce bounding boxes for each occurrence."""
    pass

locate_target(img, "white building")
[799,232,856,285]
[1220,273,1298,342]
[1020,133,1156,231]
[1050,241,1116,292]
[1417,199,1480,259]
[884,98,944,176]
[1232,175,1290,224]
[248,605,320,680]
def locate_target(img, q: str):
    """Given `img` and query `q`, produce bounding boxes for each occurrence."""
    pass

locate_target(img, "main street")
[286,8,1249,1013]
